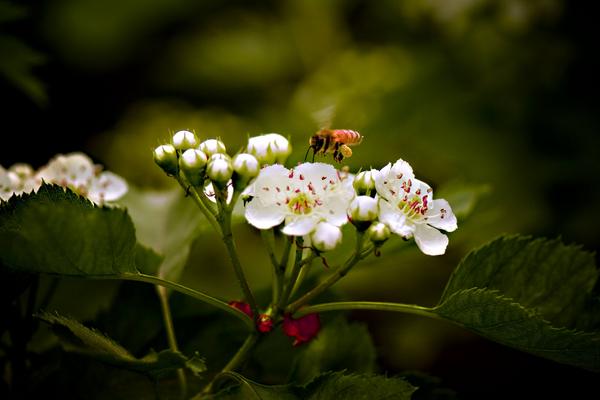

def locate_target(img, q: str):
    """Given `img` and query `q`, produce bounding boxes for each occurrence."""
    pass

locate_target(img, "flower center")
[288,193,314,215]
[398,192,429,220]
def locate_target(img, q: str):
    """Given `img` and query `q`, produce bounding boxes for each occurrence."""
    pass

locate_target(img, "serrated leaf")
[435,288,600,371]
[206,371,416,400]
[441,235,598,328]
[433,235,600,372]
[0,184,141,276]
[290,317,376,384]
[118,187,208,282]
[37,311,206,378]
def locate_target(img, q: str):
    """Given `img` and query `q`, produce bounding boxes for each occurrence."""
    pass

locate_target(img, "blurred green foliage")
[1,0,599,398]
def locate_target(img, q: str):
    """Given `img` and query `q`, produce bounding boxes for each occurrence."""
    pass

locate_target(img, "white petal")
[250,164,289,204]
[414,224,449,256]
[310,221,342,251]
[378,198,413,237]
[426,199,457,232]
[245,198,286,229]
[281,216,320,236]
[294,162,338,184]
[88,172,128,203]
[390,158,415,179]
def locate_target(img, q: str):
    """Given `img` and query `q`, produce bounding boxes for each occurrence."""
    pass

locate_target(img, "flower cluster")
[154,131,292,205]
[1,153,127,205]
[243,158,456,256]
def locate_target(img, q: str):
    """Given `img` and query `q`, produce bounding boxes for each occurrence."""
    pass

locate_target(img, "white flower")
[310,221,343,252]
[246,133,291,165]
[199,139,227,157]
[348,196,378,222]
[232,153,260,180]
[207,157,233,185]
[375,159,457,256]
[172,130,198,150]
[0,166,16,200]
[154,144,178,175]
[204,181,234,204]
[353,169,379,194]
[35,152,127,205]
[0,164,39,200]
[244,162,355,236]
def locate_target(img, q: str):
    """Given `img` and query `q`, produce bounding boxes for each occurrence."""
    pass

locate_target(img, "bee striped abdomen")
[331,130,362,145]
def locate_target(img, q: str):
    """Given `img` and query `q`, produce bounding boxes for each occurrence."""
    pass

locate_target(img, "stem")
[277,238,305,311]
[201,333,259,395]
[286,232,366,314]
[157,286,187,400]
[116,273,254,330]
[293,301,440,320]
[176,175,221,234]
[289,254,315,301]
[261,230,281,305]
[221,334,259,373]
[218,200,259,323]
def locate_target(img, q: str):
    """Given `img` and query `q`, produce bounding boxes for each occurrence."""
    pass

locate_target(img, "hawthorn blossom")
[375,159,457,256]
[246,133,291,165]
[0,164,39,200]
[244,163,355,236]
[36,153,127,205]
[309,221,343,252]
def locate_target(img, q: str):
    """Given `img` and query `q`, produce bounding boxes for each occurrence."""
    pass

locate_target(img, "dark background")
[1,1,599,398]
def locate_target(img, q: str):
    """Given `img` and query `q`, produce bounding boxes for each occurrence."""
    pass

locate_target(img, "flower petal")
[426,199,457,232]
[414,224,449,256]
[378,198,413,237]
[294,162,338,184]
[88,171,128,203]
[245,198,286,229]
[281,216,320,236]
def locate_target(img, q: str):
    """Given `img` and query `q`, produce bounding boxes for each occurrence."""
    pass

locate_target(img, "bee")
[305,129,363,162]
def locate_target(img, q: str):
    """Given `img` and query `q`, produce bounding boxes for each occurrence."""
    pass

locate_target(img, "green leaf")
[206,371,416,400]
[37,311,206,378]
[118,186,207,281]
[441,235,598,328]
[0,184,140,276]
[290,317,376,384]
[434,235,600,372]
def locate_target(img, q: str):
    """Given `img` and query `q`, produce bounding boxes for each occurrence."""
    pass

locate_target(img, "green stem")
[176,175,221,234]
[286,232,366,314]
[202,334,259,395]
[157,286,187,400]
[218,200,259,323]
[261,230,281,305]
[277,238,304,312]
[115,273,254,330]
[293,301,440,320]
[289,254,315,301]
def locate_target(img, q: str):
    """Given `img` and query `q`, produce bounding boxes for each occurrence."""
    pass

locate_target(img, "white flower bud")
[368,222,391,244]
[199,139,227,157]
[172,130,198,150]
[247,133,291,165]
[348,195,378,230]
[233,153,260,184]
[153,144,179,175]
[180,149,208,186]
[310,222,342,252]
[353,170,378,195]
[209,153,231,162]
[207,157,233,187]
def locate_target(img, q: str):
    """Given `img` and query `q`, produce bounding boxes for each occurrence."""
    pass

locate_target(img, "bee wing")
[311,104,336,129]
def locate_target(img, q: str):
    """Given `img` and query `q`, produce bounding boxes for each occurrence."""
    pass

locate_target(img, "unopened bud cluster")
[154,131,292,204]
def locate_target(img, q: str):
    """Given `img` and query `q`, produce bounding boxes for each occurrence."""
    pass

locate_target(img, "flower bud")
[247,133,291,165]
[199,139,227,157]
[153,144,179,175]
[209,153,231,162]
[310,221,342,252]
[172,130,198,150]
[179,149,208,186]
[207,157,233,187]
[367,222,391,244]
[353,170,378,195]
[348,196,378,230]
[232,153,260,187]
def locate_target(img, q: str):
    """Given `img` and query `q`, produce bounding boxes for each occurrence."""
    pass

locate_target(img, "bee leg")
[304,146,312,162]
